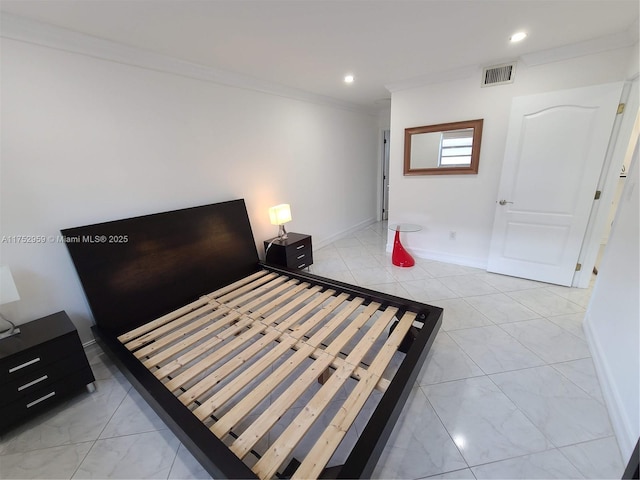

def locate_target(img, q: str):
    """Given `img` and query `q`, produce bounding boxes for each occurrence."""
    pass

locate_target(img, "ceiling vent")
[482,62,516,87]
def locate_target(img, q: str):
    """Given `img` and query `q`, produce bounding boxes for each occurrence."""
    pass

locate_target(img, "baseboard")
[314,217,378,250]
[583,311,636,459]
[385,245,488,270]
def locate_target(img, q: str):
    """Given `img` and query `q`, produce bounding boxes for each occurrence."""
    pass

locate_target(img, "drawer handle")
[297,254,306,259]
[26,391,55,408]
[296,245,305,250]
[9,357,41,373]
[18,375,49,392]
[297,263,307,269]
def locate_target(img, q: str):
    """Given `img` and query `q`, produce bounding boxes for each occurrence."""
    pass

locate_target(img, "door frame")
[381,129,390,221]
[488,82,625,286]
[574,79,639,287]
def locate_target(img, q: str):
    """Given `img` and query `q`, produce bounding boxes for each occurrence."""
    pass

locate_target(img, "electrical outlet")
[449,231,456,240]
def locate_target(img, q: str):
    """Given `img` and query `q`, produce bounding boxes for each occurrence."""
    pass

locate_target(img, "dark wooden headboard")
[62,199,259,334]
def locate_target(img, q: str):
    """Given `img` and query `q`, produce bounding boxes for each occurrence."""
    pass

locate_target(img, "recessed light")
[344,74,355,84]
[510,31,527,43]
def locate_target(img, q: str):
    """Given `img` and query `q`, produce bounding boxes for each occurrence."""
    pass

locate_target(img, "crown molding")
[519,24,637,67]
[385,65,479,93]
[0,13,375,115]
[386,23,638,94]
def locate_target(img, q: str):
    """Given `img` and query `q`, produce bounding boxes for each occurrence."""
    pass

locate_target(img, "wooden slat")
[144,279,306,369]
[197,335,299,413]
[154,315,254,382]
[205,270,272,300]
[199,291,348,424]
[227,278,300,315]
[227,302,382,460]
[180,286,330,408]
[366,312,416,377]
[163,320,265,391]
[129,303,222,356]
[211,294,356,438]
[292,312,416,480]
[152,280,311,381]
[203,345,301,427]
[306,354,392,394]
[250,306,399,479]
[189,290,335,420]
[117,270,269,343]
[210,273,280,305]
[163,282,319,392]
[142,310,242,368]
[240,281,313,327]
[117,296,210,344]
[350,366,391,392]
[251,285,331,333]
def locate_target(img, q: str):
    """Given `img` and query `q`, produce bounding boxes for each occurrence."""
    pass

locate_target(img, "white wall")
[0,36,378,343]
[584,138,639,461]
[388,46,636,268]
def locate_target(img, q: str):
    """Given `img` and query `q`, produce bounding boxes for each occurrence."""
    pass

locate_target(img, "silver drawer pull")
[297,264,307,269]
[297,254,305,259]
[9,357,41,373]
[18,375,49,392]
[296,245,305,250]
[26,391,55,408]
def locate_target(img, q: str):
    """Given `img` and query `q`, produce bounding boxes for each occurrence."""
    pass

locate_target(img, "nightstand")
[264,233,313,270]
[0,311,95,431]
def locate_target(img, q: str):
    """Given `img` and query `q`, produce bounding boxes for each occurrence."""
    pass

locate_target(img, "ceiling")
[1,0,638,108]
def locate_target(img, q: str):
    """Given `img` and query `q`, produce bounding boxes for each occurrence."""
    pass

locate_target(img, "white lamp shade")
[268,204,292,226]
[0,266,20,305]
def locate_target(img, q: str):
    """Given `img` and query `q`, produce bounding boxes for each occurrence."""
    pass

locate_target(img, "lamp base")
[0,326,20,340]
[0,313,21,340]
[277,224,288,240]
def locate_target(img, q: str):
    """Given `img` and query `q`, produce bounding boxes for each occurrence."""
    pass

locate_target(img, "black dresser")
[264,233,313,270]
[0,311,95,431]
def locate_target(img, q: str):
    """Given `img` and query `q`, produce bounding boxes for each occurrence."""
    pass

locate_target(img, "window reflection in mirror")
[404,119,483,175]
[440,129,474,166]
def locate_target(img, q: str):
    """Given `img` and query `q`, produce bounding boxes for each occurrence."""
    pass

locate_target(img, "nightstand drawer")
[264,233,313,270]
[285,244,313,269]
[0,311,95,432]
[1,352,91,407]
[0,366,94,431]
[0,333,81,385]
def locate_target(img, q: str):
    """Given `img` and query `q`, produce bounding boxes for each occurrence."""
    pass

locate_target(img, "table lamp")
[0,265,21,339]
[269,204,292,240]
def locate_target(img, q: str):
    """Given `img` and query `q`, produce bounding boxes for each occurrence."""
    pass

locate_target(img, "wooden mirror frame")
[404,119,483,175]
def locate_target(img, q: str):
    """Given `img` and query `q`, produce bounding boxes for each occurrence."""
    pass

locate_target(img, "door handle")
[498,199,514,205]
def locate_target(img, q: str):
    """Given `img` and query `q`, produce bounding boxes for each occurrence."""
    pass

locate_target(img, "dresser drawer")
[0,366,95,431]
[0,311,95,432]
[0,332,82,385]
[1,352,91,407]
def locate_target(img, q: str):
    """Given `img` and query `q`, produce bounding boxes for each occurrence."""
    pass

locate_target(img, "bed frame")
[62,199,441,479]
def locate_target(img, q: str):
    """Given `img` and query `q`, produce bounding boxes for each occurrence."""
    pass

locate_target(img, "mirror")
[404,119,483,175]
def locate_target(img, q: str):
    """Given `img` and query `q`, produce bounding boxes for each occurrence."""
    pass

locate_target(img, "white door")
[487,82,623,286]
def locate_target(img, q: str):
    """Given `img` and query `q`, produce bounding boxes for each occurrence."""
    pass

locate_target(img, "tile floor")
[0,221,626,479]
